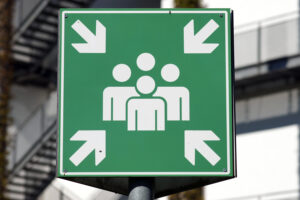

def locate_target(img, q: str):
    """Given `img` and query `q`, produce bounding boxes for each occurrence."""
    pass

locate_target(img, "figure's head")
[112,64,131,82]
[161,64,180,82]
[136,53,155,71]
[136,75,155,95]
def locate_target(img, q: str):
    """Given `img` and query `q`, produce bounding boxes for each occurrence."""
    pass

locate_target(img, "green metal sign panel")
[58,9,235,178]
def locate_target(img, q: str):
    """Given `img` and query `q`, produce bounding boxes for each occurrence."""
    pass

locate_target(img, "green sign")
[58,9,235,178]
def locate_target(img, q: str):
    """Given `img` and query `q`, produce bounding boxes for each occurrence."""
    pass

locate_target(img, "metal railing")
[13,0,46,30]
[8,92,57,169]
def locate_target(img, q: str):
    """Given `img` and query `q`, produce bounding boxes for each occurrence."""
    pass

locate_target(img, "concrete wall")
[206,125,299,200]
[235,15,300,68]
[38,184,75,200]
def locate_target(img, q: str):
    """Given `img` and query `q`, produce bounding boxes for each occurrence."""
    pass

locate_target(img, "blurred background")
[0,0,299,199]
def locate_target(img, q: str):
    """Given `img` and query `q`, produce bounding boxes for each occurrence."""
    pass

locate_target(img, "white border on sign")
[60,10,231,176]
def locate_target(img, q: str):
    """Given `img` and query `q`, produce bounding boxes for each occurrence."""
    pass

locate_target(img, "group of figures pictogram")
[102,52,190,131]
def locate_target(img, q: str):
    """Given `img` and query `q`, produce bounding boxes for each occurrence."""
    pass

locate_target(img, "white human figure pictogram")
[153,64,190,121]
[127,53,165,131]
[127,76,165,131]
[103,64,139,121]
[136,52,155,71]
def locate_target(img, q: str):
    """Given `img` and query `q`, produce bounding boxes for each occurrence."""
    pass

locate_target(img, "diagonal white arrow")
[185,130,220,166]
[71,20,106,53]
[184,19,219,54]
[69,130,106,166]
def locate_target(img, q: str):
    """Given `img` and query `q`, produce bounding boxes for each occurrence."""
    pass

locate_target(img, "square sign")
[58,9,235,180]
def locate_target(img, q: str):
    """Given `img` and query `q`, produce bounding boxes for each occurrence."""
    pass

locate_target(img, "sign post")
[58,9,236,198]
[128,178,154,200]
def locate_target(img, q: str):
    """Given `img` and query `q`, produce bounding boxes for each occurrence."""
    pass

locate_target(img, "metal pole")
[128,178,154,200]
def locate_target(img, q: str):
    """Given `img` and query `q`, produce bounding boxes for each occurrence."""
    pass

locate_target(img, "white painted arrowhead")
[184,19,219,54]
[185,130,220,166]
[69,130,106,166]
[71,20,106,53]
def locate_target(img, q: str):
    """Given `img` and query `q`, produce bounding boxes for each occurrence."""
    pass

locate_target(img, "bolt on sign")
[58,9,236,197]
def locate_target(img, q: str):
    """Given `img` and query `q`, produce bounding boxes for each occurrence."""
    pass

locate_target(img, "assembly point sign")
[58,9,235,177]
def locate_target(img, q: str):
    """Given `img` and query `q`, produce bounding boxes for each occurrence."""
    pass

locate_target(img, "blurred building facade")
[3,0,300,199]
[205,7,300,200]
[5,0,160,199]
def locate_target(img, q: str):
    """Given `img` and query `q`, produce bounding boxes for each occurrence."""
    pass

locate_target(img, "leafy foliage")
[174,0,205,8]
[169,188,205,200]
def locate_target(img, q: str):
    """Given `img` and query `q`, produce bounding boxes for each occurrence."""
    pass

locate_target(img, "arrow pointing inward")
[184,19,219,54]
[185,130,220,166]
[71,20,106,53]
[70,130,106,166]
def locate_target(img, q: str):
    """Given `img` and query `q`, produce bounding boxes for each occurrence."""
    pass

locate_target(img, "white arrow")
[184,19,219,54]
[70,130,106,166]
[71,20,106,53]
[185,130,220,166]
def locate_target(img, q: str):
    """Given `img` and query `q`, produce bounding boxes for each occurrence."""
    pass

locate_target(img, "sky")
[56,0,299,199]
[162,0,298,26]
